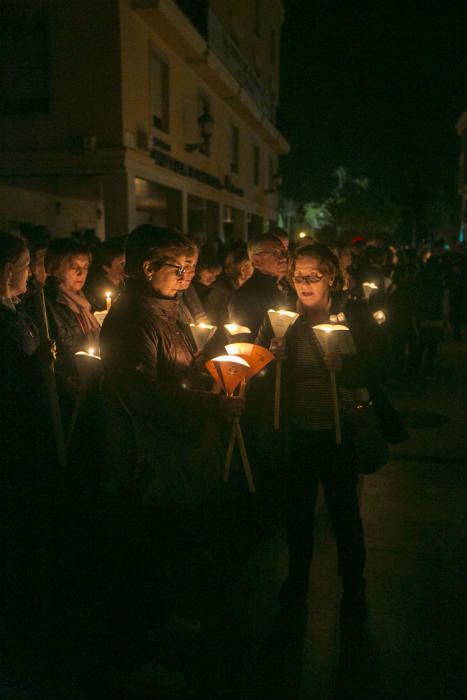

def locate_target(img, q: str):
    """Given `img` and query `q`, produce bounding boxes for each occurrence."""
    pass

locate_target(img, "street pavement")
[1,339,465,700]
[187,338,467,700]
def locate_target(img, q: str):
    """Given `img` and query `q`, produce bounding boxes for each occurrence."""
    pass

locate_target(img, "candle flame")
[373,310,386,325]
[88,347,95,355]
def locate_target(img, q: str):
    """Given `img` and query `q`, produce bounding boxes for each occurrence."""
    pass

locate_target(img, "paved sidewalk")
[199,339,467,700]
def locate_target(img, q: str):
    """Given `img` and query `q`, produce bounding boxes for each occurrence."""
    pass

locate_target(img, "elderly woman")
[0,232,56,640]
[44,239,100,397]
[98,225,243,693]
[260,244,391,618]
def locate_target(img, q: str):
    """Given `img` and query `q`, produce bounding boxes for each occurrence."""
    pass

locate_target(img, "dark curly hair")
[125,225,197,278]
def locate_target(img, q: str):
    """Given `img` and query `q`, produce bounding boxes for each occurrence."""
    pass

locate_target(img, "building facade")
[0,0,289,242]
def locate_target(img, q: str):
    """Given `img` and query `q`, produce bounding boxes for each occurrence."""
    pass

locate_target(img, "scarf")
[58,284,101,338]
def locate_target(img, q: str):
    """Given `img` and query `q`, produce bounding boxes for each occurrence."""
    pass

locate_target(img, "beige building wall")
[0,0,289,241]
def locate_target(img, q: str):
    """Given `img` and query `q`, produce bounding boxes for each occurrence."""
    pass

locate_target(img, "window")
[230,125,239,174]
[268,156,275,190]
[253,145,261,186]
[197,92,211,156]
[150,51,169,133]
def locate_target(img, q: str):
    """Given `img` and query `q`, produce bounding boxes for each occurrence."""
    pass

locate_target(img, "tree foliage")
[303,166,402,241]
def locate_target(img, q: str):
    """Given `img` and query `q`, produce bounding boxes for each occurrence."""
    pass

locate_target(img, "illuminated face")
[197,265,222,287]
[104,254,126,285]
[147,252,193,298]
[177,251,198,290]
[31,248,48,287]
[339,247,352,270]
[9,250,31,296]
[293,256,333,309]
[59,254,90,293]
[251,240,288,278]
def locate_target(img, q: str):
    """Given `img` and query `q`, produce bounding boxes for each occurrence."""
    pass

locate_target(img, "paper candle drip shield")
[75,349,102,379]
[94,310,108,327]
[268,309,299,338]
[313,324,356,356]
[190,322,217,351]
[224,323,251,336]
[362,281,378,300]
[268,309,299,431]
[225,343,274,379]
[205,355,250,395]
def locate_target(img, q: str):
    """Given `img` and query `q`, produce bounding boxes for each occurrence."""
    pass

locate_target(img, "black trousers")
[286,429,366,591]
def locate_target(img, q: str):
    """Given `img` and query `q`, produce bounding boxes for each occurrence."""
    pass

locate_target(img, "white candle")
[105,291,112,310]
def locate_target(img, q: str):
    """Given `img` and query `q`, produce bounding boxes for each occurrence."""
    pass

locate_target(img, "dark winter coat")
[204,274,237,327]
[99,284,224,513]
[228,269,296,338]
[43,278,94,380]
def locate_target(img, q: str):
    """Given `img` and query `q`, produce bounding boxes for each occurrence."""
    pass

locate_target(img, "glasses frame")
[293,273,325,285]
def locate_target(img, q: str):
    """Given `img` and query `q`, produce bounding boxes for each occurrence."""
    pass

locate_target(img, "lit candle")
[267,309,299,430]
[189,322,217,352]
[373,310,386,325]
[362,282,378,300]
[205,354,255,492]
[105,291,112,310]
[313,324,355,446]
[224,323,251,336]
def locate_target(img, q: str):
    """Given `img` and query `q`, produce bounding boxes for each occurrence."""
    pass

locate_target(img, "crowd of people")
[1,223,466,695]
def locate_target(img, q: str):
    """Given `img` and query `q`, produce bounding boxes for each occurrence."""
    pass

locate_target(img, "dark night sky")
[279,0,467,205]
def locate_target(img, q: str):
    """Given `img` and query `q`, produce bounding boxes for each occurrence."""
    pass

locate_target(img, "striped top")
[291,322,354,431]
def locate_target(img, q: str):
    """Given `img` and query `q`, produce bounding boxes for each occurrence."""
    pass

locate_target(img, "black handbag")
[344,399,390,474]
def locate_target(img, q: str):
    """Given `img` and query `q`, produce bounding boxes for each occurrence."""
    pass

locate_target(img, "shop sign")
[152,149,244,197]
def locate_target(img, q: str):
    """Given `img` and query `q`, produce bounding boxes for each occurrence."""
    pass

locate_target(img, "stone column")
[101,171,136,238]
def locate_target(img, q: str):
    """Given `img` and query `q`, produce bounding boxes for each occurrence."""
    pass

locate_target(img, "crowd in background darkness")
[1,223,466,695]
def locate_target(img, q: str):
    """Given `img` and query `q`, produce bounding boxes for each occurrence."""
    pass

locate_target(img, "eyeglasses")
[293,273,324,285]
[163,263,187,278]
[255,249,287,259]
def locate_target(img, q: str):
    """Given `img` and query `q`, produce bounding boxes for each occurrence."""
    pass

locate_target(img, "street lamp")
[185,109,214,152]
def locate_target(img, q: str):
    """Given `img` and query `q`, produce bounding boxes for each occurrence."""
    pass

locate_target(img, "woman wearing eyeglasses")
[259,244,399,619]
[97,225,244,693]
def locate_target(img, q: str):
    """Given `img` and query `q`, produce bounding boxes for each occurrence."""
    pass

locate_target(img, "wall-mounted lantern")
[185,109,214,153]
[264,172,283,194]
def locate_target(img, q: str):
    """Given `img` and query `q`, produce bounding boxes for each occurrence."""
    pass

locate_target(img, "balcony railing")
[173,0,275,122]
[207,10,275,122]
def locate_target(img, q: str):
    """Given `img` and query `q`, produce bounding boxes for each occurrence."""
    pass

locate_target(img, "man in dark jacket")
[228,233,295,337]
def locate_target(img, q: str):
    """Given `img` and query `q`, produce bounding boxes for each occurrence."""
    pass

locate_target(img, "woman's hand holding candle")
[269,336,286,361]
